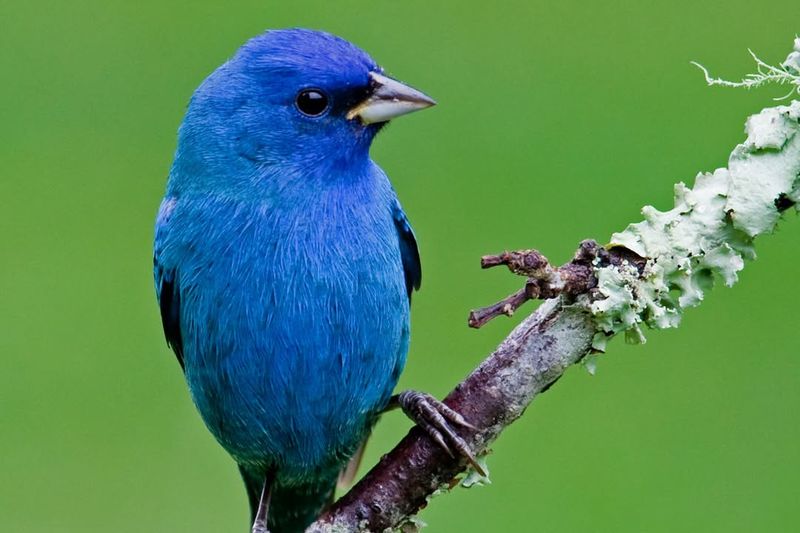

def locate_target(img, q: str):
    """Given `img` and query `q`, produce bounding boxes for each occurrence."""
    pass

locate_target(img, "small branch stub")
[468,240,618,328]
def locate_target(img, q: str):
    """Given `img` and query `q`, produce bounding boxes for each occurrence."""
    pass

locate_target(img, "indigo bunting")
[154,28,478,532]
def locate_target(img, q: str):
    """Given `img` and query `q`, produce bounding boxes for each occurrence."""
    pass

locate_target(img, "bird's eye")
[295,89,329,117]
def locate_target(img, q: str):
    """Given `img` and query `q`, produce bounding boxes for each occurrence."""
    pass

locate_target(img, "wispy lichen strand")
[692,38,800,99]
[591,99,800,350]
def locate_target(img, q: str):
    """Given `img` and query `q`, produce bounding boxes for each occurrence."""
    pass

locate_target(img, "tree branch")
[307,41,800,532]
[467,241,645,328]
[308,298,595,532]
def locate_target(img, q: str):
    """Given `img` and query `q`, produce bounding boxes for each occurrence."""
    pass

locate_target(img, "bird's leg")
[251,471,275,533]
[386,390,486,476]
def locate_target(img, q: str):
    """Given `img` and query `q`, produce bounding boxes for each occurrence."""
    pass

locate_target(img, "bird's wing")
[154,198,184,370]
[392,200,422,300]
[155,260,184,369]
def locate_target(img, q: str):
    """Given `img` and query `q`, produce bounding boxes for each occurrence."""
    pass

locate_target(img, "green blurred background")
[2,1,799,531]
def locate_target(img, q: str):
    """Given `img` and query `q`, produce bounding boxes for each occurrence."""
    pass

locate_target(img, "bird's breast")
[175,188,409,475]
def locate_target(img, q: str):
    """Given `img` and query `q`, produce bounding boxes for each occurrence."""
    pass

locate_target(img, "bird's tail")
[240,466,337,533]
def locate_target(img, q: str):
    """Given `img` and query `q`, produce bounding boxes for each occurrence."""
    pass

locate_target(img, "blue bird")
[154,28,479,532]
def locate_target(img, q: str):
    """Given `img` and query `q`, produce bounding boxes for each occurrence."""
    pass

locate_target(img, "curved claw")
[396,391,486,477]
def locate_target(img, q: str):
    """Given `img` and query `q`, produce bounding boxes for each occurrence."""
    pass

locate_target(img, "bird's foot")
[389,390,486,477]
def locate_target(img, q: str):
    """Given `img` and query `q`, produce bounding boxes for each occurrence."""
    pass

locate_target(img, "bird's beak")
[346,72,436,125]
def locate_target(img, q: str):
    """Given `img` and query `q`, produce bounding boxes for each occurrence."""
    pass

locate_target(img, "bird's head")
[173,28,435,193]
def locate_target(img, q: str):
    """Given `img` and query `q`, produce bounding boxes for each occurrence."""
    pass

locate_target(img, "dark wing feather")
[154,259,184,370]
[392,201,421,300]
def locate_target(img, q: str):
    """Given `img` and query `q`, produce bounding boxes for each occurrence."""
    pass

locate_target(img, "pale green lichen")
[460,456,491,488]
[389,516,428,533]
[785,37,800,75]
[589,94,800,350]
